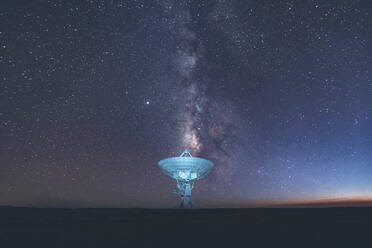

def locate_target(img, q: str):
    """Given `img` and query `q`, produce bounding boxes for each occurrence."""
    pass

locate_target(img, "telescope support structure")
[176,180,195,208]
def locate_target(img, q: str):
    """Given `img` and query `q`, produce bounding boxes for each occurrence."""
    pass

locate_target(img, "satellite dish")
[158,149,214,208]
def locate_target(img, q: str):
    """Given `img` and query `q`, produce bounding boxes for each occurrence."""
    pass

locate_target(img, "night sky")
[1,0,372,208]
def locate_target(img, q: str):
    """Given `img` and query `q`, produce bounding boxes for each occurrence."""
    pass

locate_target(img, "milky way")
[162,1,238,188]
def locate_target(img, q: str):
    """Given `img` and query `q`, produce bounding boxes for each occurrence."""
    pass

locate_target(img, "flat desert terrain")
[0,207,371,247]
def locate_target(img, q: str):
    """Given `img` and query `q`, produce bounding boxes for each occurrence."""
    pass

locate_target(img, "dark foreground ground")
[1,207,372,247]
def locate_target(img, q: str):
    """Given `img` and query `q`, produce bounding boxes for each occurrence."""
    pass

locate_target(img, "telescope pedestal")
[177,180,194,208]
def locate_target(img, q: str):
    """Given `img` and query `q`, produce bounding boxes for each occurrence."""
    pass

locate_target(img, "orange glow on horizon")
[257,195,372,207]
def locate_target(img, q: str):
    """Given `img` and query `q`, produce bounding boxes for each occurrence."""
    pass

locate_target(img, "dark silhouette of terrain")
[1,206,371,247]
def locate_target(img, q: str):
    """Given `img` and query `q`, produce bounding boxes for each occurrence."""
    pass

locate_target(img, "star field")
[1,0,372,207]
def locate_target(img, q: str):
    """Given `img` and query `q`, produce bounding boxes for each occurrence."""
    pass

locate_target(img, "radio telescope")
[158,149,214,208]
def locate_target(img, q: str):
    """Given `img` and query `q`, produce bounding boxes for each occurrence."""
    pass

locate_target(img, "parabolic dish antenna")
[158,149,214,208]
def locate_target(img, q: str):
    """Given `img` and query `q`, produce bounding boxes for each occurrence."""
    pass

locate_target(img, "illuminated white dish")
[157,149,214,208]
